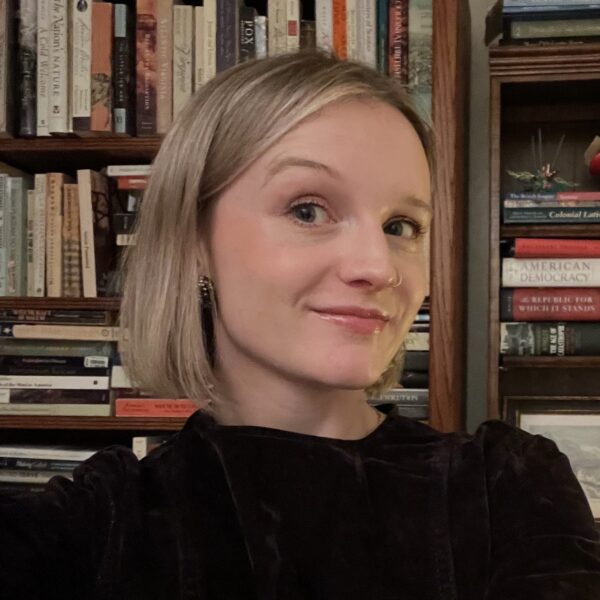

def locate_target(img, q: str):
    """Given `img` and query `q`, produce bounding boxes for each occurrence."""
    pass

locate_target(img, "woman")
[1,52,599,599]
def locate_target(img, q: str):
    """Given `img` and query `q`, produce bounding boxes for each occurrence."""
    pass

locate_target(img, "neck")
[211,365,382,441]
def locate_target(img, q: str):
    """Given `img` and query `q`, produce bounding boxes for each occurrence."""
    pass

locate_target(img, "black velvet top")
[1,410,599,599]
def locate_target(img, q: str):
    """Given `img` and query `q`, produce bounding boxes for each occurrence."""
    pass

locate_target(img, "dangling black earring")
[198,276,216,368]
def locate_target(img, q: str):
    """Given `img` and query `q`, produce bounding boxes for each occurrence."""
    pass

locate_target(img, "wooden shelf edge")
[0,416,188,431]
[501,356,600,368]
[0,297,121,310]
[0,136,162,153]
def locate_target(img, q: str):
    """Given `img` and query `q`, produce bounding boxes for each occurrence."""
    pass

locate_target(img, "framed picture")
[504,396,600,524]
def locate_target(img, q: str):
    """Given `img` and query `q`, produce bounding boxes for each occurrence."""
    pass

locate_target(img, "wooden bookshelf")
[0,0,470,436]
[488,43,600,420]
[0,416,187,431]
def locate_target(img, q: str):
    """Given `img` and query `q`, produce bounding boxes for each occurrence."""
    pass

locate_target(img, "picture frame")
[504,396,600,524]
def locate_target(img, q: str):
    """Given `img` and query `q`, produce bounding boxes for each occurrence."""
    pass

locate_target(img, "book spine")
[254,15,267,59]
[332,0,347,58]
[5,177,27,297]
[503,206,600,223]
[113,4,134,135]
[115,175,148,190]
[376,0,388,74]
[136,0,157,136]
[0,444,96,460]
[0,323,120,341]
[500,321,600,355]
[510,16,600,39]
[48,0,69,134]
[0,364,109,377]
[300,19,316,49]
[357,0,377,68]
[269,0,288,56]
[25,189,34,295]
[404,331,429,351]
[0,456,80,471]
[0,339,114,357]
[194,7,204,90]
[0,469,68,484]
[346,0,358,59]
[45,173,63,297]
[0,355,109,368]
[156,0,173,134]
[388,0,408,81]
[0,309,111,324]
[0,403,111,416]
[36,0,50,136]
[286,0,300,51]
[399,370,429,387]
[514,237,600,258]
[369,388,429,403]
[315,0,333,51]
[31,173,46,296]
[408,0,432,116]
[70,0,91,133]
[173,5,193,119]
[0,0,15,137]
[132,436,168,459]
[501,288,600,321]
[503,258,600,287]
[0,374,109,389]
[239,6,256,63]
[203,0,217,82]
[17,0,36,137]
[4,177,17,296]
[90,2,113,133]
[216,0,239,71]
[115,398,198,417]
[0,174,8,294]
[403,350,429,371]
[106,164,152,177]
[76,169,96,297]
[61,183,81,298]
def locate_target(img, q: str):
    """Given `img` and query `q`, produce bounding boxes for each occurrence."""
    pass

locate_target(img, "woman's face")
[208,99,432,392]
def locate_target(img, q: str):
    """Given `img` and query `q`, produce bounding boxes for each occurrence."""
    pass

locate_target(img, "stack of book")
[0,0,433,138]
[500,237,600,355]
[500,1,600,43]
[0,445,99,494]
[369,301,429,420]
[0,309,118,416]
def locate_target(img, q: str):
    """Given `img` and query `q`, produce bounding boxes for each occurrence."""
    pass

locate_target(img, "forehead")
[256,99,431,201]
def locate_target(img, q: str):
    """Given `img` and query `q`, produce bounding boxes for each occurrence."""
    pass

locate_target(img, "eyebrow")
[403,195,433,217]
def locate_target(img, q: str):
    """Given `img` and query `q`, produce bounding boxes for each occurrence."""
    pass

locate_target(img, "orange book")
[115,398,199,417]
[91,2,114,132]
[332,0,347,59]
[116,175,148,190]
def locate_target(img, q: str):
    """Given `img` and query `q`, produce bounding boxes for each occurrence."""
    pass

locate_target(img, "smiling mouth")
[311,310,390,335]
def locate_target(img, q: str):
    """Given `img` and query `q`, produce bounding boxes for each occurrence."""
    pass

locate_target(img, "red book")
[501,288,600,321]
[332,0,347,59]
[115,398,198,417]
[513,238,600,258]
[556,191,600,201]
[388,0,409,82]
[116,176,148,190]
[91,2,114,133]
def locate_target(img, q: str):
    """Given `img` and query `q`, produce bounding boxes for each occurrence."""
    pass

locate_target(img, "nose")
[335,220,398,291]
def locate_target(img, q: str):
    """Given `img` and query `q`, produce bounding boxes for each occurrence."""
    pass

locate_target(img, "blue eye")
[384,218,424,239]
[290,202,330,225]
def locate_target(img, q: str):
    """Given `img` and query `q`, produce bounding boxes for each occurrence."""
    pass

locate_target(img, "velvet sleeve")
[476,420,600,599]
[0,446,141,600]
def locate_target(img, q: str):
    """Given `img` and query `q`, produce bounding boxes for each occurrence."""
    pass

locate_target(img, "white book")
[173,5,193,119]
[106,164,152,177]
[315,0,333,52]
[346,0,359,60]
[203,0,217,84]
[132,435,168,460]
[77,169,99,297]
[0,446,97,461]
[0,324,120,341]
[0,174,7,295]
[48,0,70,134]
[110,365,133,389]
[0,403,111,416]
[0,470,69,484]
[26,189,35,295]
[502,258,600,287]
[268,0,287,56]
[254,16,267,59]
[70,0,91,131]
[31,174,46,296]
[45,173,64,297]
[357,0,376,68]
[286,0,300,51]
[404,331,429,351]
[194,7,204,92]
[0,375,110,390]
[36,0,51,136]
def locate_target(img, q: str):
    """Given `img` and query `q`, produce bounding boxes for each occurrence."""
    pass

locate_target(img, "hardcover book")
[0,0,15,137]
[17,0,36,137]
[269,0,288,56]
[315,0,333,52]
[156,0,175,134]
[388,0,409,82]
[90,2,113,133]
[36,0,49,136]
[113,3,135,135]
[503,257,600,287]
[71,0,92,133]
[173,4,193,119]
[61,183,82,298]
[501,288,600,321]
[332,0,347,58]
[216,0,239,71]
[45,172,67,297]
[48,0,70,134]
[136,0,158,135]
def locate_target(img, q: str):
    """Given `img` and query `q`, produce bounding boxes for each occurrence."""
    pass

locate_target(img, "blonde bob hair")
[120,51,432,409]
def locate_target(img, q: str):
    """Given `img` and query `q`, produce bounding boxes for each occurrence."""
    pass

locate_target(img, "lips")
[311,307,390,335]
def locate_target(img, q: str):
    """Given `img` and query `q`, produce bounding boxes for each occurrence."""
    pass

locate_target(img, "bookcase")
[488,43,600,419]
[0,0,469,444]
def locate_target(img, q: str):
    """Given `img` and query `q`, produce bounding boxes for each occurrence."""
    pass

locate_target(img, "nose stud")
[389,272,403,288]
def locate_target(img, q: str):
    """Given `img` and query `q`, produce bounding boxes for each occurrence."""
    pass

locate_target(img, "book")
[503,205,600,223]
[0,355,109,370]
[90,1,113,134]
[48,0,70,134]
[505,191,600,201]
[45,172,67,297]
[25,189,34,295]
[377,0,389,74]
[269,0,288,56]
[239,5,257,63]
[404,331,429,351]
[110,364,133,389]
[0,324,120,341]
[502,257,600,287]
[0,388,109,404]
[503,237,600,258]
[347,0,359,59]
[0,339,115,357]
[500,321,600,355]
[217,0,239,71]
[300,19,316,48]
[132,435,170,459]
[173,4,193,119]
[136,0,158,135]
[333,0,347,58]
[368,388,428,420]
[287,0,300,51]
[62,183,82,297]
[113,4,135,135]
[254,15,267,58]
[0,456,80,472]
[399,370,429,388]
[5,177,29,297]
[0,309,112,324]
[156,0,175,134]
[17,0,36,137]
[408,0,433,118]
[501,288,600,321]
[0,445,97,461]
[70,0,92,133]
[0,374,109,389]
[0,469,68,484]
[316,0,333,52]
[115,398,198,417]
[36,0,49,136]
[77,169,115,297]
[357,0,377,68]
[0,403,111,416]
[106,164,152,177]
[388,0,409,82]
[203,0,217,82]
[193,6,204,89]
[506,14,600,40]
[30,173,46,295]
[0,0,15,137]
[403,350,429,371]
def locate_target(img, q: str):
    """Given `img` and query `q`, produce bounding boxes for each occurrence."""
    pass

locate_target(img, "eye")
[289,201,331,226]
[384,218,425,239]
